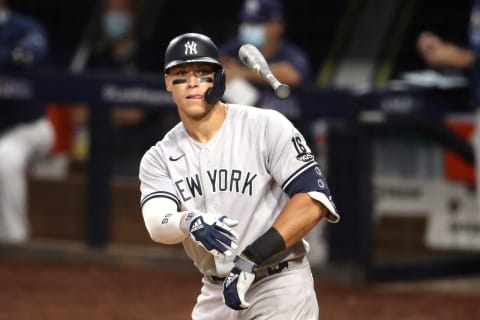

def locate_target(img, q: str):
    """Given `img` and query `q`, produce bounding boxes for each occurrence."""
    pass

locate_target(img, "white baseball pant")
[0,117,54,243]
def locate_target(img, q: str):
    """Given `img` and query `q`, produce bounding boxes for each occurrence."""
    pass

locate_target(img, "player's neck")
[183,102,228,144]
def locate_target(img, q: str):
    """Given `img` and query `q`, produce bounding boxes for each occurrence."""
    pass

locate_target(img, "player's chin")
[181,101,213,118]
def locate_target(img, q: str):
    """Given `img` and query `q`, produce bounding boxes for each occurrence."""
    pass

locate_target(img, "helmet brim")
[164,57,222,73]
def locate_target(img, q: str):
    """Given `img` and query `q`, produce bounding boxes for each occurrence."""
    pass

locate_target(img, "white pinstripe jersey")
[139,104,337,277]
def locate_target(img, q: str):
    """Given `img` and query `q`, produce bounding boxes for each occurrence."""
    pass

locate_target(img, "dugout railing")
[2,69,480,282]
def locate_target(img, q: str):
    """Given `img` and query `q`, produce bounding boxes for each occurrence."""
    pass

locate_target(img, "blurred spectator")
[0,0,52,243]
[85,0,155,74]
[219,0,312,120]
[416,0,480,209]
[75,0,174,175]
[78,0,149,132]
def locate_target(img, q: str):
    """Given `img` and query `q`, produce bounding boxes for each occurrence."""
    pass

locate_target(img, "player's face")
[165,63,216,119]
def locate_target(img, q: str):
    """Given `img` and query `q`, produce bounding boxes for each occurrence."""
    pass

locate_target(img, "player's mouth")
[186,94,203,100]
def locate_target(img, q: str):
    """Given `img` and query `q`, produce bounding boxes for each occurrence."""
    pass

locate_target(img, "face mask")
[239,24,266,48]
[102,11,132,40]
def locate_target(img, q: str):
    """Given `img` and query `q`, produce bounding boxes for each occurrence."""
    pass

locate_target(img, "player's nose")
[186,72,200,87]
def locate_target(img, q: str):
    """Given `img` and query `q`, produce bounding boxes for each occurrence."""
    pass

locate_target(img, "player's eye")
[195,69,213,77]
[175,70,187,76]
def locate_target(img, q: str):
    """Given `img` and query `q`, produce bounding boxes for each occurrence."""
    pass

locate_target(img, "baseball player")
[139,32,340,319]
[0,0,52,243]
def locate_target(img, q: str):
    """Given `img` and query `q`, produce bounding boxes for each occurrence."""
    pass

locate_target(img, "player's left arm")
[223,111,339,310]
[273,192,327,248]
[233,166,339,268]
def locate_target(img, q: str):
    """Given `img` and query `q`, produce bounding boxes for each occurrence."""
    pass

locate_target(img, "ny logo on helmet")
[184,41,198,55]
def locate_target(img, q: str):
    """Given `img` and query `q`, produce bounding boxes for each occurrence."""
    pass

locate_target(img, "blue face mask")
[103,11,132,40]
[239,23,266,48]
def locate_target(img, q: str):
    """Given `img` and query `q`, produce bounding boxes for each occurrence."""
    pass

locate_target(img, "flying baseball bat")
[238,43,290,100]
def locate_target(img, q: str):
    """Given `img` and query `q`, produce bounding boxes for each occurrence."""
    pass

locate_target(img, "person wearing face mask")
[219,0,312,118]
[86,0,155,73]
[102,6,133,41]
[75,0,170,176]
[0,0,53,243]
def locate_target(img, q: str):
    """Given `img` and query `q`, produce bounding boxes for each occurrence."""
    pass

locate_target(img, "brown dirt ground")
[1,258,480,320]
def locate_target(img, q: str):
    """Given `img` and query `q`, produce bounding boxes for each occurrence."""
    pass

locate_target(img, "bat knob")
[275,84,290,100]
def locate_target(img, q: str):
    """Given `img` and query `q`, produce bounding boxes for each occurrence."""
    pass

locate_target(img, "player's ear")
[164,74,172,92]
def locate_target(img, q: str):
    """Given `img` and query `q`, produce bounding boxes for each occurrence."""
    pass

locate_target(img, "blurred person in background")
[86,0,154,73]
[219,0,312,120]
[74,0,173,175]
[0,0,51,243]
[417,0,480,211]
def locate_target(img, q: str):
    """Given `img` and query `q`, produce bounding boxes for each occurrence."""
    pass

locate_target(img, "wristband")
[234,254,257,272]
[242,227,286,265]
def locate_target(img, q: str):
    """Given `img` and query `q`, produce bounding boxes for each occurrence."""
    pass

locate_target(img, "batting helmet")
[164,33,222,73]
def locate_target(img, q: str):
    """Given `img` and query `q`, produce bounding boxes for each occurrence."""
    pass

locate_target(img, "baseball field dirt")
[1,256,480,320]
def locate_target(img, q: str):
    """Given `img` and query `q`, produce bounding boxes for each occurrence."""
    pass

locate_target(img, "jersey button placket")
[199,147,215,212]
[200,147,229,273]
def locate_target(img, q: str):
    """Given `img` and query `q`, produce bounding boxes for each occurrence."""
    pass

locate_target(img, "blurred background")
[1,0,480,290]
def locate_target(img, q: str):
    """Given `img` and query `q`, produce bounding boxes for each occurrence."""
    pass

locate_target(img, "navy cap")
[240,0,285,23]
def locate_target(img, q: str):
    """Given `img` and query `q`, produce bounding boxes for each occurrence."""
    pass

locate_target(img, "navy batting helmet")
[164,33,222,73]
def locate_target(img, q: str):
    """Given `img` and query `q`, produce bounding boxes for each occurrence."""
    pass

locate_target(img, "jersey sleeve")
[139,146,180,208]
[265,110,339,222]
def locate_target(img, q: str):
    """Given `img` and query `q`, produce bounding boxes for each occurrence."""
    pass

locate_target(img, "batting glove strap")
[181,212,239,257]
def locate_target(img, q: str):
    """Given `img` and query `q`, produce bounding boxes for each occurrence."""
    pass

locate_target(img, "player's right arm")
[142,198,239,256]
[139,147,239,255]
[139,147,185,244]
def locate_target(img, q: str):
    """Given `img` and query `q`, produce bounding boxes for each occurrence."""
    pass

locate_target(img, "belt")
[208,257,305,285]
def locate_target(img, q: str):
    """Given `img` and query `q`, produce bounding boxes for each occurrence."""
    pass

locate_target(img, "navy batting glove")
[223,255,256,310]
[182,212,239,257]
